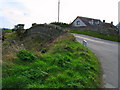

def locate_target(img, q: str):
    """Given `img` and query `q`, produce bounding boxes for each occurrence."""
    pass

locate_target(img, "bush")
[50,22,69,27]
[17,50,37,61]
[32,23,37,27]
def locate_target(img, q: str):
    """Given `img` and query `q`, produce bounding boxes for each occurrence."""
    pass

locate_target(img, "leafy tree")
[50,22,69,27]
[13,24,25,36]
[32,23,37,27]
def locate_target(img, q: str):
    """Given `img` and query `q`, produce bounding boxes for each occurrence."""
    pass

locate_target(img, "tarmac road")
[72,33,118,88]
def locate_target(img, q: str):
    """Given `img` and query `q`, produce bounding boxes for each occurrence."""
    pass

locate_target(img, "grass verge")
[70,30,120,42]
[2,33,101,88]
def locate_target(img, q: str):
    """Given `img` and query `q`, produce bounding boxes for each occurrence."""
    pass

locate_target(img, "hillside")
[2,24,102,88]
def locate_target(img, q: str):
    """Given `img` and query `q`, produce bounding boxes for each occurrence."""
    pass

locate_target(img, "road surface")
[72,33,118,88]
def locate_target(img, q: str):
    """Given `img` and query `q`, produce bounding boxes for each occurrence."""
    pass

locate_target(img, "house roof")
[71,16,117,28]
[71,16,101,26]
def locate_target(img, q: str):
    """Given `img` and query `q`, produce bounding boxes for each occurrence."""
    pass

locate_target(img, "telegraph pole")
[58,0,60,22]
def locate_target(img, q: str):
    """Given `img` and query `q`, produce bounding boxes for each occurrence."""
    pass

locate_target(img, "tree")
[50,22,69,27]
[13,24,25,36]
[32,23,37,27]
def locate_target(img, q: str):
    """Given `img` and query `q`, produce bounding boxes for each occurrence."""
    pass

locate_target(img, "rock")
[21,44,24,46]
[11,40,16,44]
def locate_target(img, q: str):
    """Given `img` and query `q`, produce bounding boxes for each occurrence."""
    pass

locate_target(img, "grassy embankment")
[2,32,101,88]
[70,30,120,42]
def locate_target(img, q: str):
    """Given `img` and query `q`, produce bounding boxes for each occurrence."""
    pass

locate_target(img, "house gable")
[71,16,117,30]
[71,16,102,27]
[71,17,87,27]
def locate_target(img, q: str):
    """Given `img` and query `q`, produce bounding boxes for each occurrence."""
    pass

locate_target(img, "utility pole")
[58,0,60,22]
[118,2,120,35]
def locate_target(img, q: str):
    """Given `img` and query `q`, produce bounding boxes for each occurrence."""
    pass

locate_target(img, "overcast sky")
[0,0,119,29]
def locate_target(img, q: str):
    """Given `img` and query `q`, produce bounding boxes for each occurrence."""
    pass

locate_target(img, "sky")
[0,0,119,29]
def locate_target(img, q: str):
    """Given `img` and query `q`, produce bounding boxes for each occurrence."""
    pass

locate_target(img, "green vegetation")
[3,29,12,33]
[2,34,101,88]
[70,30,120,42]
[17,50,37,62]
[50,22,69,27]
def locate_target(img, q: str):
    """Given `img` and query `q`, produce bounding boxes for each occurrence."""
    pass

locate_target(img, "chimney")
[111,21,113,25]
[103,20,105,23]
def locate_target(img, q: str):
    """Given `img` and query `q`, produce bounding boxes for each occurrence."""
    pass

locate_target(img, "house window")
[89,21,91,24]
[76,21,80,25]
[91,20,94,25]
[97,21,100,24]
[89,20,94,25]
[95,21,100,25]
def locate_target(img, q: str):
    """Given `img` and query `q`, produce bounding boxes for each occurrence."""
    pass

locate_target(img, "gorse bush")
[17,50,37,61]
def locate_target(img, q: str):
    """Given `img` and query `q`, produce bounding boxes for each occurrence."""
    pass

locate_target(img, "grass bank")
[70,30,120,42]
[2,33,101,88]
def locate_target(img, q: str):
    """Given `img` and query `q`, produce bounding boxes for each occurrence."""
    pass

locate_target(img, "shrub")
[17,50,37,61]
[32,23,37,27]
[50,22,69,27]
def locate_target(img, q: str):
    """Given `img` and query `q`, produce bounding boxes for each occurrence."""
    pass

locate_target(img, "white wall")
[72,18,87,27]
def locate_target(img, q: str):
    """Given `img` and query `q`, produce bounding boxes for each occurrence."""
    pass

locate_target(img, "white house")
[71,16,102,27]
[71,16,117,29]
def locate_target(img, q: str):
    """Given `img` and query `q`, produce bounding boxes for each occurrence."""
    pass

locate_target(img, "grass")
[4,29,12,33]
[2,33,102,88]
[70,30,120,42]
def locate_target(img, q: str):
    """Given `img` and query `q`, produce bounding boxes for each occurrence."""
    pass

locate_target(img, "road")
[72,33,118,88]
